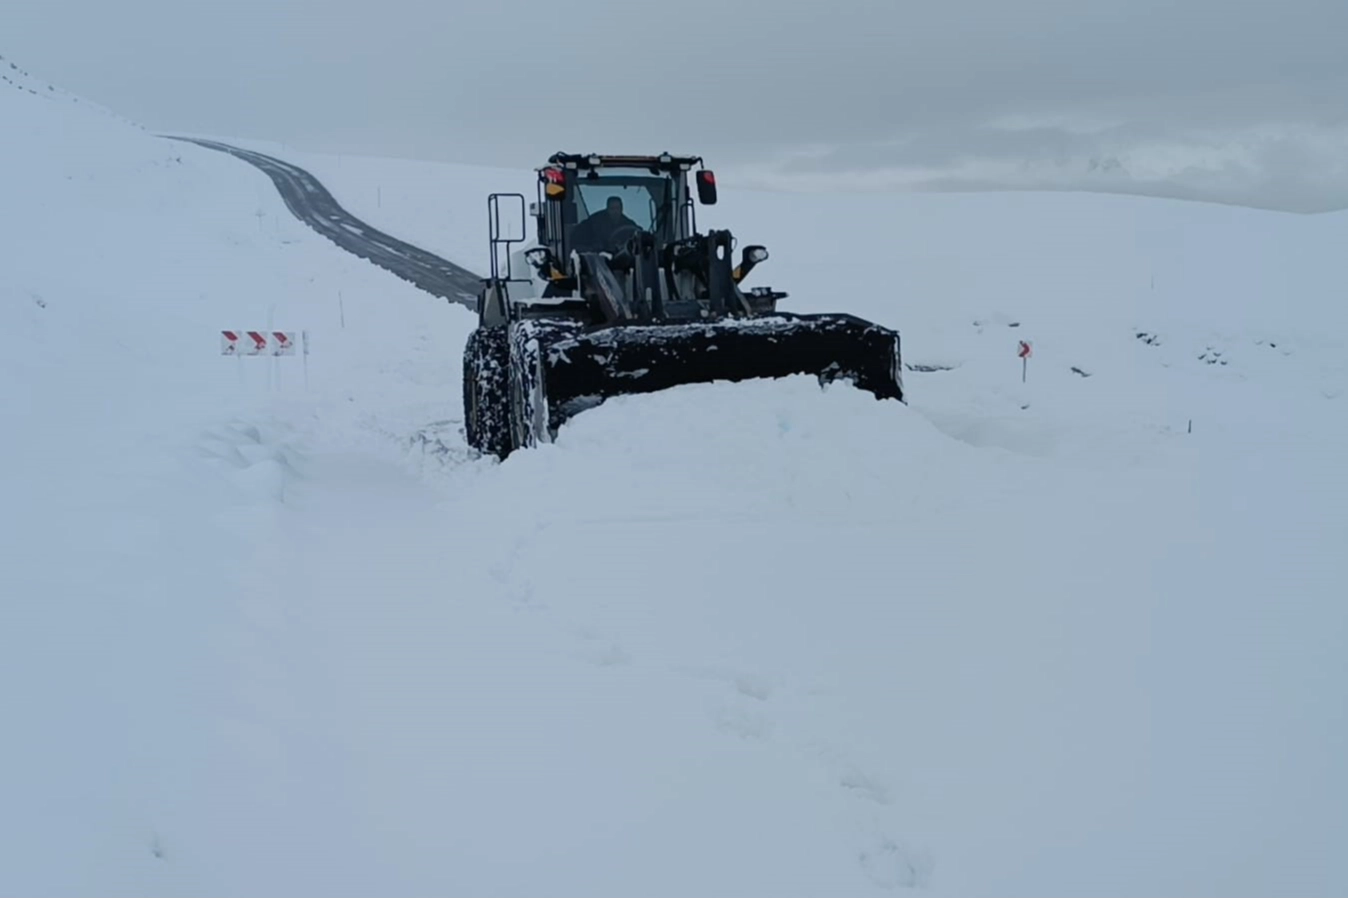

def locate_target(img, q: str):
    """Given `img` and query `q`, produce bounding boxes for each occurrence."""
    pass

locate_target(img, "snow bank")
[0,57,474,894]
[444,374,1347,895]
[4,56,1346,896]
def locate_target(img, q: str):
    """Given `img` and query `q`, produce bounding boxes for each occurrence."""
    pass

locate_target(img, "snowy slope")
[0,59,469,895]
[5,64,1348,896]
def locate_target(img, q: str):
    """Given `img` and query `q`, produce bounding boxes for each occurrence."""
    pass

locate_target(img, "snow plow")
[462,152,905,458]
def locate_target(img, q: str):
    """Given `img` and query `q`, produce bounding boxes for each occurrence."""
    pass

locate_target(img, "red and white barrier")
[221,330,299,356]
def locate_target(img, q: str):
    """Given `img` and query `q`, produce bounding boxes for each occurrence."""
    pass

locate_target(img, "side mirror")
[696,169,718,205]
[733,244,768,282]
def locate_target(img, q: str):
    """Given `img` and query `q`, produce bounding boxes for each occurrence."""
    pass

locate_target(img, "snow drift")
[4,59,1347,896]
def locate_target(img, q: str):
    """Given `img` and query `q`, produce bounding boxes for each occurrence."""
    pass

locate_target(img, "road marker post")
[223,329,301,393]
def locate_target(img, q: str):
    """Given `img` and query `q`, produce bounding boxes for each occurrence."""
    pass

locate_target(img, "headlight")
[746,246,769,263]
[525,248,550,267]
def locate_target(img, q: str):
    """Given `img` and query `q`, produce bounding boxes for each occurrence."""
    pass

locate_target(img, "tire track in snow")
[166,136,482,308]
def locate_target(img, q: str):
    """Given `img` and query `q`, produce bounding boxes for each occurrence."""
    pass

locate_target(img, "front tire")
[463,326,512,459]
[506,322,551,452]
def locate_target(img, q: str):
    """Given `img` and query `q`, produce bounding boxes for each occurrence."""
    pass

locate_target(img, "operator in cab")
[571,195,640,252]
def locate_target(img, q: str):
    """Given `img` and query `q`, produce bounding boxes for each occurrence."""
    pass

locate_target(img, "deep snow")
[4,61,1347,896]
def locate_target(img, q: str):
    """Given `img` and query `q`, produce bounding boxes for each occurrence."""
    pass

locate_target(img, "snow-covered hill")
[5,63,1347,896]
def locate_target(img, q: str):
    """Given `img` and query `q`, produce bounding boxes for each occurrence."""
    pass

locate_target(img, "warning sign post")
[221,330,298,357]
[1018,340,1033,383]
[222,329,306,392]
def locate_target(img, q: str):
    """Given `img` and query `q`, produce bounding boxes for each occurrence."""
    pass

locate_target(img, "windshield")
[574,173,673,233]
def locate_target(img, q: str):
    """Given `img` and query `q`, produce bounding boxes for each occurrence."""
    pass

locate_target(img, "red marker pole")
[1018,340,1033,382]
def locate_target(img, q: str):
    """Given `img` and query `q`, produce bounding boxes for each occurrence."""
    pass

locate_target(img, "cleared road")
[169,136,482,308]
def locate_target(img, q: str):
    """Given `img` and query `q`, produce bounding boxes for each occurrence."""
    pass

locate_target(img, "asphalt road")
[167,136,483,308]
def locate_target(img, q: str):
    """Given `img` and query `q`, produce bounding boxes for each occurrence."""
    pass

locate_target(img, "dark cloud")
[6,0,1348,209]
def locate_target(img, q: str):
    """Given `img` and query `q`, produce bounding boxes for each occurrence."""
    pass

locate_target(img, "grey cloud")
[6,0,1348,209]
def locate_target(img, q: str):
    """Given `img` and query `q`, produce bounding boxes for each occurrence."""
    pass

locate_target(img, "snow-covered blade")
[461,311,907,457]
[533,313,904,435]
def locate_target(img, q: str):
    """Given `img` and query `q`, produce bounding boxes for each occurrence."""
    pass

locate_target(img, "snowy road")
[167,136,483,308]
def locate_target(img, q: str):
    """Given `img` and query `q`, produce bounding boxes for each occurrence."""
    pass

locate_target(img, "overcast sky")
[8,0,1348,209]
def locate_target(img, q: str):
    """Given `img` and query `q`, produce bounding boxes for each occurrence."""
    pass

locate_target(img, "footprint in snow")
[859,836,934,892]
[733,673,773,702]
[509,580,542,611]
[673,664,775,701]
[710,702,774,740]
[804,742,895,806]
[582,642,630,667]
[573,628,630,667]
[839,766,892,805]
